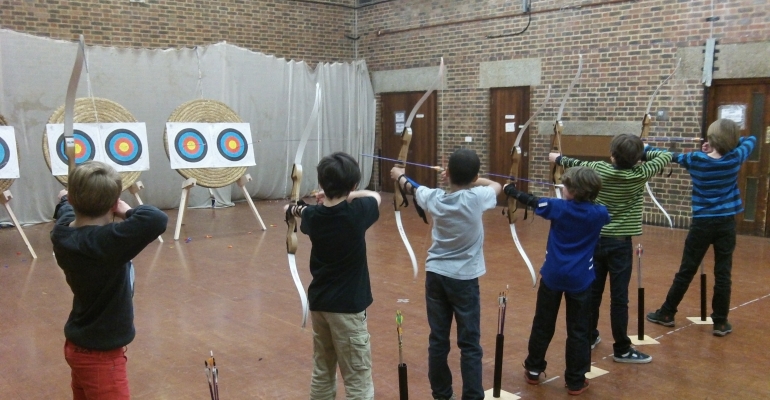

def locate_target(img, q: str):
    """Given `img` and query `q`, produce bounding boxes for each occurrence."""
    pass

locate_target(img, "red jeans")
[64,340,130,400]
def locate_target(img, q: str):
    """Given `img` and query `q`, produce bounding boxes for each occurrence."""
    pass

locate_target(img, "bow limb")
[550,55,582,199]
[285,83,321,328]
[64,35,86,178]
[506,85,550,287]
[394,58,446,280]
[640,59,680,228]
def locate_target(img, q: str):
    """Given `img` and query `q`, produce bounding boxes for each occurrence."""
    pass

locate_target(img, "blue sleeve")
[533,198,563,221]
[734,136,757,163]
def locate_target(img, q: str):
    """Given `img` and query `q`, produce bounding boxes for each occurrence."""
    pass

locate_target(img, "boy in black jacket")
[51,161,167,399]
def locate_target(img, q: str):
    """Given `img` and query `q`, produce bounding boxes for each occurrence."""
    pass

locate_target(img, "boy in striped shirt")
[550,134,671,363]
[647,119,756,336]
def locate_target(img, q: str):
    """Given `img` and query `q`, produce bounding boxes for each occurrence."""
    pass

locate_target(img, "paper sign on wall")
[166,122,255,169]
[46,123,150,176]
[0,126,20,179]
[718,104,746,129]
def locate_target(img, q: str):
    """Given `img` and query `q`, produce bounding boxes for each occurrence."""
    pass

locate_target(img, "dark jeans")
[660,216,736,324]
[590,236,633,356]
[524,281,591,390]
[425,272,483,400]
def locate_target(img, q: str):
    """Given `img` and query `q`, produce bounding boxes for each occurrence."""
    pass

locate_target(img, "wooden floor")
[1,193,769,399]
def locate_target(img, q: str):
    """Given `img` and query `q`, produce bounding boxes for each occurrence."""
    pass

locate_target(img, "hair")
[67,161,122,218]
[447,148,480,186]
[316,152,361,199]
[610,133,644,169]
[707,119,741,155]
[561,166,603,202]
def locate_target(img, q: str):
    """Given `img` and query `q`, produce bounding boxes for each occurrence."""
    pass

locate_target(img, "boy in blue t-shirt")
[505,166,610,396]
[647,119,757,336]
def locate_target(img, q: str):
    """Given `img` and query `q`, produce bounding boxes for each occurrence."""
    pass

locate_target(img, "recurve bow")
[550,54,583,199]
[640,59,680,229]
[286,82,321,328]
[506,85,551,287]
[394,58,445,279]
[64,35,86,178]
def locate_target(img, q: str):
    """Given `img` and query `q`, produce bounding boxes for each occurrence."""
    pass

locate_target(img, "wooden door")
[380,92,438,193]
[490,87,530,205]
[708,79,770,236]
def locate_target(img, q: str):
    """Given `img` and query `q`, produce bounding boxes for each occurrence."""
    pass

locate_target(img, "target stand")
[164,99,267,241]
[0,190,37,259]
[128,181,163,243]
[0,116,36,259]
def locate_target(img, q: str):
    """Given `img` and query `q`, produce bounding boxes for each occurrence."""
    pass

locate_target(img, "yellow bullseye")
[186,140,197,151]
[119,142,130,152]
[228,140,238,150]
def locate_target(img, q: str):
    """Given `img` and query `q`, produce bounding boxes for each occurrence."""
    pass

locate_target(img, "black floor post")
[493,333,504,397]
[398,363,408,400]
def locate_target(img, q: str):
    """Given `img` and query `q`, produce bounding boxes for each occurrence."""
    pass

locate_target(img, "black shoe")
[566,380,589,395]
[713,321,732,337]
[646,309,675,327]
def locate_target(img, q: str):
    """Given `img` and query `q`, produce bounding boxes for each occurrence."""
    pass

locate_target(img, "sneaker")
[433,395,456,400]
[613,348,652,363]
[646,309,675,327]
[713,321,732,337]
[566,380,590,395]
[591,336,601,350]
[523,362,546,384]
[524,369,541,385]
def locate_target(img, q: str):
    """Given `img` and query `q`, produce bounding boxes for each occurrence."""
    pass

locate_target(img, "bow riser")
[551,121,565,199]
[393,127,413,212]
[64,35,86,178]
[506,148,522,224]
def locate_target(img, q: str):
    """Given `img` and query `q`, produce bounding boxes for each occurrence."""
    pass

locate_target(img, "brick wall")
[0,0,356,62]
[358,0,770,228]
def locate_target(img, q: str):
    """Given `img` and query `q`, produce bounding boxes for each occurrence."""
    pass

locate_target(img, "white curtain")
[0,29,375,225]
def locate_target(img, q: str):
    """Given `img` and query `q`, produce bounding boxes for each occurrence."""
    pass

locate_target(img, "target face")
[0,137,9,171]
[56,130,96,165]
[174,128,208,163]
[217,128,248,161]
[105,129,143,166]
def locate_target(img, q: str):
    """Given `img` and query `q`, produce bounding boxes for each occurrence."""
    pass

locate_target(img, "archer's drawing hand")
[702,141,712,153]
[315,190,325,205]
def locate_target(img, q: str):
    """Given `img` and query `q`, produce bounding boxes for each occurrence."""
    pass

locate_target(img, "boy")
[550,133,671,363]
[285,151,380,400]
[391,148,501,400]
[505,167,609,395]
[51,161,168,399]
[647,119,756,336]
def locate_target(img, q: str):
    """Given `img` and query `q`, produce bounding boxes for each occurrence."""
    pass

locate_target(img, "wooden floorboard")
[1,193,769,399]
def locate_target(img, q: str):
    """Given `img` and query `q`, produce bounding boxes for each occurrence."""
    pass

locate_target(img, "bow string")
[506,85,551,287]
[550,54,582,199]
[286,82,321,328]
[640,58,680,229]
[394,58,445,280]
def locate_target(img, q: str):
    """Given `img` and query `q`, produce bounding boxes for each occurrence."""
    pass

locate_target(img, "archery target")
[55,130,96,166]
[0,126,20,179]
[174,128,208,163]
[98,123,149,172]
[0,137,9,171]
[166,122,255,169]
[105,129,142,166]
[217,128,248,161]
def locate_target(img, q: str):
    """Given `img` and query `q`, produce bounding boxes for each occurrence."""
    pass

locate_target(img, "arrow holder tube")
[493,333,504,397]
[398,363,409,400]
[700,263,707,321]
[638,287,645,340]
[636,244,644,340]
